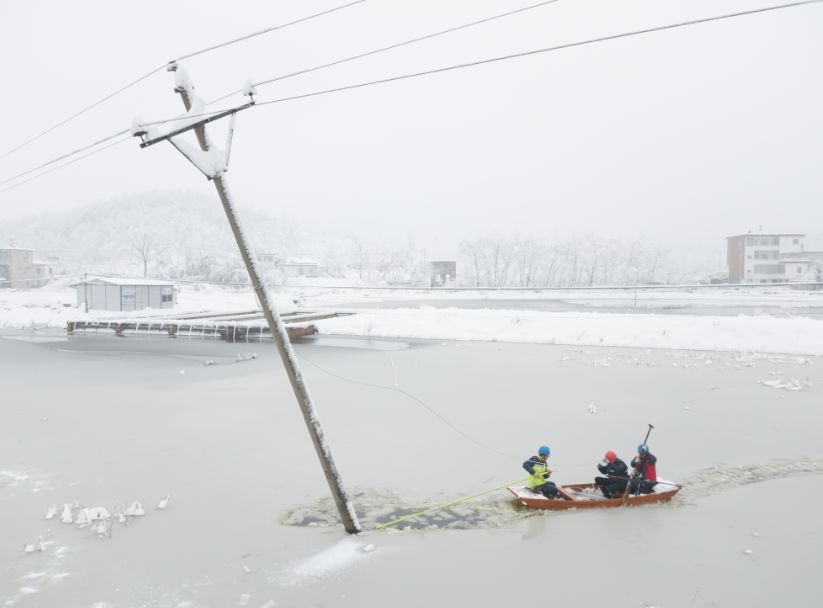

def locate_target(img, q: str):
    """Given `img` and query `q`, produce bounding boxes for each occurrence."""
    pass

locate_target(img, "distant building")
[34,256,59,283]
[276,259,320,278]
[72,276,177,311]
[726,233,810,283]
[806,251,823,265]
[430,261,457,287]
[0,247,36,288]
[807,251,823,281]
[255,253,277,268]
[0,246,56,288]
[256,253,320,278]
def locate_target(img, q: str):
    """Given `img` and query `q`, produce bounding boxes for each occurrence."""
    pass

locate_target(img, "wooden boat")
[508,480,681,510]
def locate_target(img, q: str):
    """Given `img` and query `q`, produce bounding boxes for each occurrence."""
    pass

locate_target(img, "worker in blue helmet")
[629,444,658,494]
[523,445,559,499]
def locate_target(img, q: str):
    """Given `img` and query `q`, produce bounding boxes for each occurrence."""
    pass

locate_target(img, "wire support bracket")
[134,102,254,149]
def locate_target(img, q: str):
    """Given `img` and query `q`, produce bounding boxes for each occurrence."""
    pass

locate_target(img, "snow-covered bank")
[315,308,823,356]
[5,283,823,355]
[298,285,823,308]
[0,286,294,330]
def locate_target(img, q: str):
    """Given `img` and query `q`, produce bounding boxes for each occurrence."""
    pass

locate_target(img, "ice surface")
[2,331,821,606]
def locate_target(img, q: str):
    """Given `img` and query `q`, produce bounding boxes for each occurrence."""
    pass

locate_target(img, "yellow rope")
[374,477,529,530]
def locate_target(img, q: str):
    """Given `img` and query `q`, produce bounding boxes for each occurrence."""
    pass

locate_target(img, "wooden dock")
[67,310,352,342]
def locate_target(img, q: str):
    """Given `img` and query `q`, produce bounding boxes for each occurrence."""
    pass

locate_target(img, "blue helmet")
[538,445,551,457]
[637,444,649,454]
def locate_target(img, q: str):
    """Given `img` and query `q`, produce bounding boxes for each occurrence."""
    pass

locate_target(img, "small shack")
[72,276,177,312]
[430,261,457,287]
[277,258,320,278]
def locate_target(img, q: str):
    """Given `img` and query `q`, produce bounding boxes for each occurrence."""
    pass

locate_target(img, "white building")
[255,253,320,278]
[727,233,810,283]
[72,276,177,311]
[276,259,320,278]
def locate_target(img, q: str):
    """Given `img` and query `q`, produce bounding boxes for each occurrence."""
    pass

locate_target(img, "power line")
[297,349,596,467]
[0,130,129,188]
[0,136,131,195]
[175,0,366,62]
[143,0,822,129]
[208,0,563,106]
[5,0,818,192]
[0,0,367,162]
[0,68,165,162]
[252,0,823,108]
[296,350,522,461]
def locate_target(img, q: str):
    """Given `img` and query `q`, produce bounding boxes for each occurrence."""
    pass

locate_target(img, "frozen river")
[1,333,821,607]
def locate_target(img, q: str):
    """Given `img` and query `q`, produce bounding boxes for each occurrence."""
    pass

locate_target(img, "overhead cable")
[4,0,817,192]
[0,70,164,162]
[208,0,563,105]
[0,130,130,188]
[253,0,823,108]
[144,0,822,128]
[0,0,366,161]
[0,136,131,194]
[175,0,366,62]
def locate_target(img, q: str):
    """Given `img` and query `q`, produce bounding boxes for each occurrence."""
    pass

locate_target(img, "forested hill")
[0,190,358,281]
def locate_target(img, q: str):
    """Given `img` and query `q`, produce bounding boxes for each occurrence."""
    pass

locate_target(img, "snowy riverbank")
[315,307,823,356]
[0,286,294,330]
[4,287,823,355]
[297,284,823,309]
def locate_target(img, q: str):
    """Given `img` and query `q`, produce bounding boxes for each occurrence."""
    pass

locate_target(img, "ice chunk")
[60,504,73,524]
[125,501,145,517]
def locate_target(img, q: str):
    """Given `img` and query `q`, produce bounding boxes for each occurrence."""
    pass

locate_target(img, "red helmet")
[604,450,617,462]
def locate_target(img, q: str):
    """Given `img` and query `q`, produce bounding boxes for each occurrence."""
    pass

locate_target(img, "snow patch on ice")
[270,538,373,587]
[0,470,30,488]
[759,377,811,391]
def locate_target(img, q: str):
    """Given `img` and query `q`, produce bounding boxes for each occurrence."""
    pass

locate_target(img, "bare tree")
[542,244,561,287]
[585,239,600,286]
[351,240,368,281]
[516,238,539,287]
[129,234,161,278]
[567,241,580,287]
[645,249,666,284]
[458,240,482,287]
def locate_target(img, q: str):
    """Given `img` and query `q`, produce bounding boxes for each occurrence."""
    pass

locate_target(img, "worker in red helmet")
[594,450,629,498]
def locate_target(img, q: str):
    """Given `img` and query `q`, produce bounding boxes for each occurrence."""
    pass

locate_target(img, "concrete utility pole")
[140,64,360,534]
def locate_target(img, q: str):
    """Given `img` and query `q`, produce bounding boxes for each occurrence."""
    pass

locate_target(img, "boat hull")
[508,482,681,510]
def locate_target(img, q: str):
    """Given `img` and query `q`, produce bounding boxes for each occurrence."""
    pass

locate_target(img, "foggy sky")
[1,0,821,256]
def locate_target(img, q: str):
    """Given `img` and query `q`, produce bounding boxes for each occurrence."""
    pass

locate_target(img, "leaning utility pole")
[135,64,360,534]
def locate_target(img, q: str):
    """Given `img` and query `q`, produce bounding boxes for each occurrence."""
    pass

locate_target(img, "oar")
[609,474,678,487]
[641,423,655,447]
[622,423,654,505]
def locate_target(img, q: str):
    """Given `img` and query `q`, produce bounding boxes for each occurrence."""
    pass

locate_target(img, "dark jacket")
[597,458,629,479]
[631,453,658,482]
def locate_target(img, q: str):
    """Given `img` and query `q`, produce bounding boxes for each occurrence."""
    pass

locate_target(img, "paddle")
[622,423,654,505]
